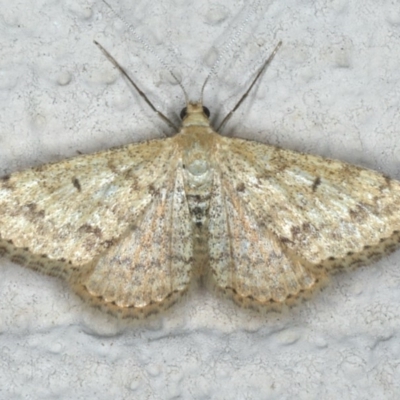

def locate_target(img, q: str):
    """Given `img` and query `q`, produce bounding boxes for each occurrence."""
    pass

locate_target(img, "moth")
[1,41,399,318]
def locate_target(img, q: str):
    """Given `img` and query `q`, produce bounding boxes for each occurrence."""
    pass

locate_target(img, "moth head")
[180,103,211,127]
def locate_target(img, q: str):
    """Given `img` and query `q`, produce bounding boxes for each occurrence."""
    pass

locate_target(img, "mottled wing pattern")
[0,138,193,316]
[210,136,400,306]
[73,165,193,317]
[208,171,320,308]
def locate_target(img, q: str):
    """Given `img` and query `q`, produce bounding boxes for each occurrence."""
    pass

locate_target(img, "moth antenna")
[216,41,282,133]
[200,72,211,104]
[169,71,189,105]
[94,40,178,132]
[101,0,186,123]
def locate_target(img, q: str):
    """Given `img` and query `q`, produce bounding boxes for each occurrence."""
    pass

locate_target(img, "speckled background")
[1,1,400,399]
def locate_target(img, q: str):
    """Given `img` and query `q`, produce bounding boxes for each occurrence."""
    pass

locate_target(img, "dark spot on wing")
[311,176,321,192]
[25,202,45,218]
[78,223,102,237]
[279,236,293,245]
[26,202,38,212]
[290,225,301,238]
[236,182,246,192]
[382,174,392,187]
[0,174,14,189]
[103,239,116,248]
[72,177,81,192]
[348,204,368,222]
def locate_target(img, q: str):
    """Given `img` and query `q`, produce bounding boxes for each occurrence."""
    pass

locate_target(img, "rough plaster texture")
[0,0,400,399]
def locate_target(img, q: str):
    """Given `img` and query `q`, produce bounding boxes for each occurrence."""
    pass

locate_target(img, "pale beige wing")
[72,166,193,317]
[0,139,193,317]
[208,136,400,307]
[0,138,192,314]
[208,172,323,308]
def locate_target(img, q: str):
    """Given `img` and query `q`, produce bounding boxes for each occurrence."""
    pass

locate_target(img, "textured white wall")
[1,0,400,399]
